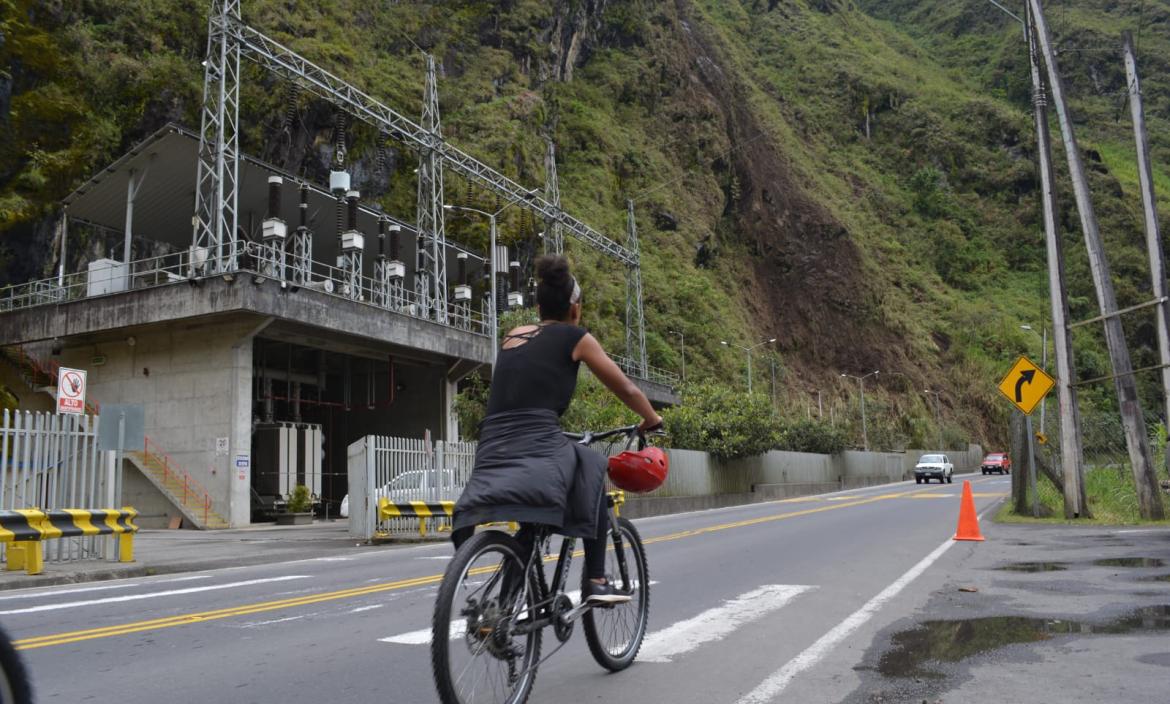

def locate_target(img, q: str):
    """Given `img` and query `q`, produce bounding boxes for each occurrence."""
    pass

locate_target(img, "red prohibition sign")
[62,371,84,397]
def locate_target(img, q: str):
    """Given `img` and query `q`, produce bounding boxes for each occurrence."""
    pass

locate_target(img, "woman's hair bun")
[535,254,570,285]
[534,254,575,320]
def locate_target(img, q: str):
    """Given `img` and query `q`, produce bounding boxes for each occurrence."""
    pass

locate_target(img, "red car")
[981,452,1011,475]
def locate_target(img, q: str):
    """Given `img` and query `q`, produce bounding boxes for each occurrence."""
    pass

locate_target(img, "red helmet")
[607,447,669,493]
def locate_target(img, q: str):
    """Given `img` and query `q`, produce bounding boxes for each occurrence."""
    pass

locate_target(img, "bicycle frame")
[510,424,643,636]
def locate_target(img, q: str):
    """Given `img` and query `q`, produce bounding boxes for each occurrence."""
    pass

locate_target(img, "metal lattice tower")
[415,54,448,323]
[189,1,653,381]
[625,200,648,376]
[193,0,242,274]
[544,139,564,254]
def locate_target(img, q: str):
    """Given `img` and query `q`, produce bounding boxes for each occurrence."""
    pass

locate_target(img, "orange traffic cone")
[953,480,985,542]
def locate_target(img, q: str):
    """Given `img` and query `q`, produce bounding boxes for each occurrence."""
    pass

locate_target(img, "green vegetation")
[3,0,1170,454]
[997,467,1170,526]
[286,484,312,514]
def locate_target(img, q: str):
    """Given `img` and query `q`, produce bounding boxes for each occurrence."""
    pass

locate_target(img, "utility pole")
[1124,30,1170,478]
[723,338,776,395]
[1027,0,1162,519]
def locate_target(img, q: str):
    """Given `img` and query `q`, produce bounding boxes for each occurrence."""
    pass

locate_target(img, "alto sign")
[56,367,88,415]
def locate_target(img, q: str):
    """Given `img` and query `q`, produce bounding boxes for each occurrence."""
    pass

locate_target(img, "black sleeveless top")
[486,323,588,417]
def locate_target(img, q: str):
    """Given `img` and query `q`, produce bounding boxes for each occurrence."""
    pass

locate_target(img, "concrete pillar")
[444,377,460,442]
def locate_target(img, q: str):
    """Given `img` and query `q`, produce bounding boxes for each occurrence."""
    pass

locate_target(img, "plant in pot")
[278,484,314,525]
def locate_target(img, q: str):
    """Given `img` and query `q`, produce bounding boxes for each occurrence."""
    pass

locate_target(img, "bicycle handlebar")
[563,423,664,448]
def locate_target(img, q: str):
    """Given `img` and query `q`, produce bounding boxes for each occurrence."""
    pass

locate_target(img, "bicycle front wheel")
[582,516,650,671]
[432,530,542,704]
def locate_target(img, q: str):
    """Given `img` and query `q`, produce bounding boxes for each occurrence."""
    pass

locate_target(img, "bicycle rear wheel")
[582,516,650,671]
[0,622,32,704]
[432,530,542,704]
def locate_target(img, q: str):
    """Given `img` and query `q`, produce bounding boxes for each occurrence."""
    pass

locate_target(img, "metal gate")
[346,434,476,540]
[1,409,115,562]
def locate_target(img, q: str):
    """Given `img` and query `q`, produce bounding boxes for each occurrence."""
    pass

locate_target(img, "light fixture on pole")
[721,337,777,393]
[840,370,879,451]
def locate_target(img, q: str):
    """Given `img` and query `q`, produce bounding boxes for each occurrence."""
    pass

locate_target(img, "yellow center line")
[15,479,996,651]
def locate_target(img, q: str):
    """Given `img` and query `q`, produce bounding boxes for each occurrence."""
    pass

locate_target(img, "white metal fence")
[1,409,117,562]
[347,435,476,540]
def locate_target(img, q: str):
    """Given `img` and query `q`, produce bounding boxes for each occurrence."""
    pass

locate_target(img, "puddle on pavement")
[996,561,1067,572]
[1093,557,1165,568]
[878,606,1170,679]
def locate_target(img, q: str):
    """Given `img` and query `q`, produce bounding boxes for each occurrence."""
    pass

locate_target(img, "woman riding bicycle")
[451,254,662,604]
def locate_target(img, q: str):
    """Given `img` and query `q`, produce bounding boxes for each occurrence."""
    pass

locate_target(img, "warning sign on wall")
[56,367,87,415]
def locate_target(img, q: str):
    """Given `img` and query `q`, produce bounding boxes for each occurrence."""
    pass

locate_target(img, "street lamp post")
[668,329,686,383]
[1020,324,1048,436]
[841,370,879,451]
[721,337,776,394]
[445,201,530,367]
[924,389,943,450]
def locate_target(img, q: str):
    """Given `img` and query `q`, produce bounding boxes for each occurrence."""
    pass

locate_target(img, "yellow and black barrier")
[0,508,138,575]
[377,498,455,537]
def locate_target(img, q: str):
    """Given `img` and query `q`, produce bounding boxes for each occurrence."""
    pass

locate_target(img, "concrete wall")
[56,318,258,526]
[622,444,984,519]
[122,461,181,529]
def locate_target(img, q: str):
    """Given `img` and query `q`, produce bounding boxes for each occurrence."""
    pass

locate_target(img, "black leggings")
[451,510,610,581]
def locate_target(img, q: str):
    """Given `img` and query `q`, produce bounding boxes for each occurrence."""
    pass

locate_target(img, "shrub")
[777,418,848,455]
[287,484,312,513]
[663,383,780,459]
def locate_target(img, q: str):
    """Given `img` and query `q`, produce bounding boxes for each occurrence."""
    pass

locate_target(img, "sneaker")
[584,579,632,605]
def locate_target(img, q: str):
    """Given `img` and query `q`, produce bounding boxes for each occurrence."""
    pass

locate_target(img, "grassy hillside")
[2,0,1168,449]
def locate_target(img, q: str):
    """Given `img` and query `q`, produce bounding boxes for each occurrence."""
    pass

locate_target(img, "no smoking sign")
[56,367,87,415]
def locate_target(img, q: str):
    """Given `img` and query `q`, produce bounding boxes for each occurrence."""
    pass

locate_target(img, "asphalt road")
[8,474,1008,703]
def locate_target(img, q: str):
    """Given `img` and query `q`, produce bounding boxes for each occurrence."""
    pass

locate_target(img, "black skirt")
[452,408,607,539]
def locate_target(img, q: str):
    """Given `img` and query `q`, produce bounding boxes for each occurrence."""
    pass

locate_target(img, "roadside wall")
[623,444,983,519]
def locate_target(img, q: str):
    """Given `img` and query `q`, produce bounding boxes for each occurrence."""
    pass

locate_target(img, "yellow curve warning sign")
[997,355,1055,415]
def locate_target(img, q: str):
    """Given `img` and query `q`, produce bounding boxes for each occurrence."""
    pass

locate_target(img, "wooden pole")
[1123,30,1170,479]
[1027,0,1163,519]
[1024,4,1088,518]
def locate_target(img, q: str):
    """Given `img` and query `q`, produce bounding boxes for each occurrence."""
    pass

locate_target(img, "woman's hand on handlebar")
[638,415,664,433]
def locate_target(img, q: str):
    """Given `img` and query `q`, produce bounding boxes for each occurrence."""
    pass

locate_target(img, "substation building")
[0,2,676,529]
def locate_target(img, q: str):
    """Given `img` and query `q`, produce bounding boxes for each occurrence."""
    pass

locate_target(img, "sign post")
[997,356,1056,517]
[56,367,87,415]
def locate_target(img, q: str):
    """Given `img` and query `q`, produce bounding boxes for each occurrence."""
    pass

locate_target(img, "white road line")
[0,575,211,600]
[735,505,995,704]
[348,604,386,614]
[639,584,812,663]
[0,575,310,615]
[379,582,655,646]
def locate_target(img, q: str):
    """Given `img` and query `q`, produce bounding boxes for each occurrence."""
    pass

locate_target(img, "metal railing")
[613,354,680,388]
[0,409,113,563]
[0,243,492,337]
[347,434,476,540]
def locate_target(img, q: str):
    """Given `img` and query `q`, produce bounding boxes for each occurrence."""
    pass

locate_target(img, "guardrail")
[0,507,138,575]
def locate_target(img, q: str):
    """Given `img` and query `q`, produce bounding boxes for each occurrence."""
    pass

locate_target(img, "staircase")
[1,345,230,529]
[128,438,230,530]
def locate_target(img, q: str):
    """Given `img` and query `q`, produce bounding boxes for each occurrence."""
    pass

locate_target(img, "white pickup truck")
[914,454,954,484]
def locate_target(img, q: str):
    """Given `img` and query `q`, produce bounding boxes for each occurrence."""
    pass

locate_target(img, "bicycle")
[430,423,654,704]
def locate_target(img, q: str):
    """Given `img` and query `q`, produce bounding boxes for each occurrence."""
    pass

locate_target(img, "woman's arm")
[573,333,663,430]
